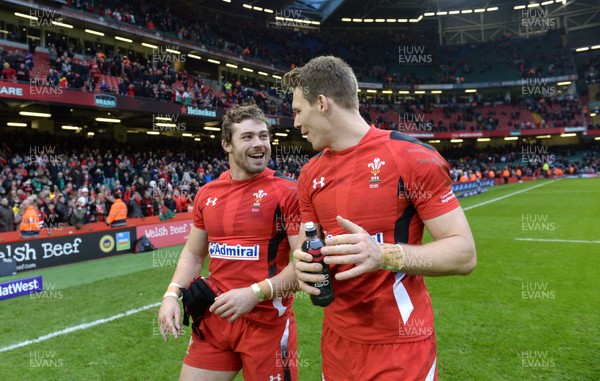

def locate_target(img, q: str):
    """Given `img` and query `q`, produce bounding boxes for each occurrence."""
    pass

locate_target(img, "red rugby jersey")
[298,127,460,343]
[193,168,300,326]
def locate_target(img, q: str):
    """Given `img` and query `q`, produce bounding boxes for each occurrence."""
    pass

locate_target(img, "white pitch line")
[0,302,161,353]
[527,191,595,194]
[463,180,557,212]
[515,238,600,244]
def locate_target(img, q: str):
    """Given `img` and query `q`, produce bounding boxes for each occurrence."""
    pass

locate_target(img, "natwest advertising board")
[136,219,194,248]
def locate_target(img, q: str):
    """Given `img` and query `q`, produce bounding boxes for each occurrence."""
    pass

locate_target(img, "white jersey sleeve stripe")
[273,296,287,317]
[393,272,414,324]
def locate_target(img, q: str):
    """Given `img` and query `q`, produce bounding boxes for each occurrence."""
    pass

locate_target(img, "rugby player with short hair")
[287,56,477,380]
[158,104,300,381]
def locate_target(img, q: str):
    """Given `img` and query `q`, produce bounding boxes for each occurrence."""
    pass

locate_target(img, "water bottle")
[301,221,334,307]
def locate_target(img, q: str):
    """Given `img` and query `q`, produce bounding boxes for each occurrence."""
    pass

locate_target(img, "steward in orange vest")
[502,168,510,184]
[516,168,522,182]
[20,199,40,238]
[106,194,127,227]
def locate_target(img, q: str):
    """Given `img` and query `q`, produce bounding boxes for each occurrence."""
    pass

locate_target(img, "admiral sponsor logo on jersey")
[209,242,260,260]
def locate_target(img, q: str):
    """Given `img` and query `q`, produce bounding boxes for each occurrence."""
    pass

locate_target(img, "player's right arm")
[158,226,208,341]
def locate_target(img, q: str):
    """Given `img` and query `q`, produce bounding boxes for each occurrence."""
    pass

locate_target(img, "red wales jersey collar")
[219,168,274,183]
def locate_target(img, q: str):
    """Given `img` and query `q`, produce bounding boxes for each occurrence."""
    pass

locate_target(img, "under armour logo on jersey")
[269,375,282,381]
[206,197,218,206]
[312,177,325,189]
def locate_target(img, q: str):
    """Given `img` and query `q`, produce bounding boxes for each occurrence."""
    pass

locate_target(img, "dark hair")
[221,104,271,144]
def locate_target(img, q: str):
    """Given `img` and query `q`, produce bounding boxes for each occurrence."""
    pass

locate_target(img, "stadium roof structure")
[307,0,439,22]
[281,0,346,23]
[201,0,598,46]
[205,0,520,23]
[277,0,564,24]
[204,0,429,23]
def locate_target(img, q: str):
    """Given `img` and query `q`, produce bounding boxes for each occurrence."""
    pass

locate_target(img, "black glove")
[180,276,222,337]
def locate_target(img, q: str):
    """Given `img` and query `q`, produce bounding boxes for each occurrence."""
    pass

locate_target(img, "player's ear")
[317,94,329,114]
[221,139,232,154]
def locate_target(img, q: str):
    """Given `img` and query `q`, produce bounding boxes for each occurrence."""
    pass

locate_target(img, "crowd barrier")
[0,213,193,273]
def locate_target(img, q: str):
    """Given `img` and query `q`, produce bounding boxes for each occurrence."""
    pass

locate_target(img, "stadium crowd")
[362,94,593,132]
[2,0,575,87]
[0,130,226,232]
[0,20,592,127]
[0,48,33,83]
[4,44,589,132]
[0,44,290,118]
[446,144,599,184]
[61,0,573,84]
[0,127,597,233]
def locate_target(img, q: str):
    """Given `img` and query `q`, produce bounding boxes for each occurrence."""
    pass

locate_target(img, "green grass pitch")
[1,178,598,380]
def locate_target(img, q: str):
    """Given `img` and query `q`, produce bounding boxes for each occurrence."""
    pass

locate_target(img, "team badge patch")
[252,189,267,211]
[368,158,386,183]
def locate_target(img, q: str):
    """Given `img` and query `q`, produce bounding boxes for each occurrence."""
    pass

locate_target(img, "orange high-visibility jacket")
[20,205,40,232]
[107,199,128,226]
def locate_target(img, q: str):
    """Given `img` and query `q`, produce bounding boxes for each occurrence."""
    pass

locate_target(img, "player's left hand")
[321,215,383,281]
[209,287,258,322]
